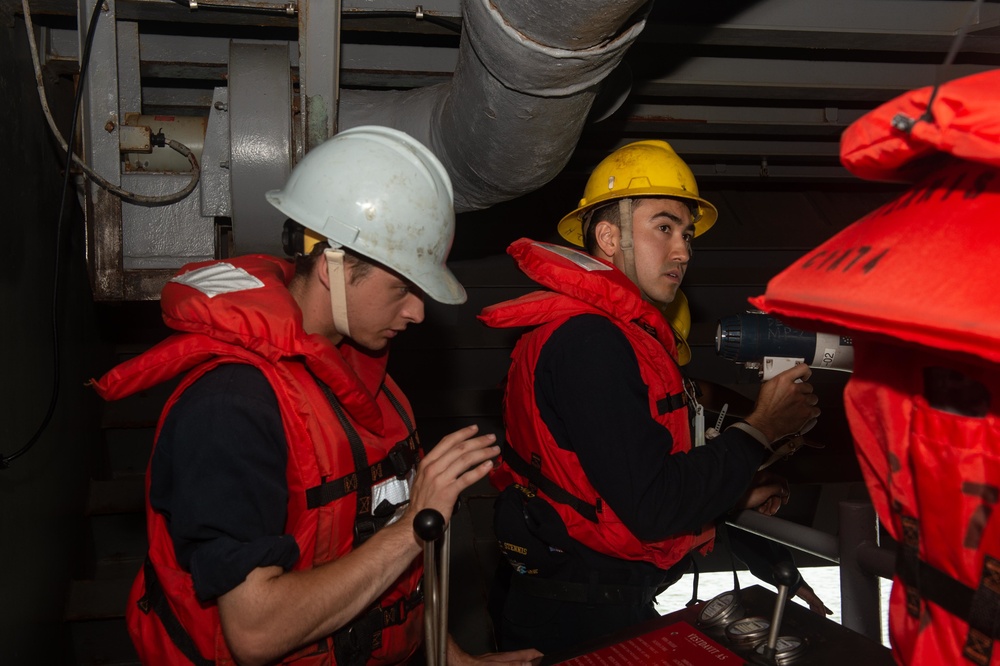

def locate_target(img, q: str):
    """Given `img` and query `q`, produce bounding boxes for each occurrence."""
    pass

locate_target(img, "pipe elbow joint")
[463,0,647,97]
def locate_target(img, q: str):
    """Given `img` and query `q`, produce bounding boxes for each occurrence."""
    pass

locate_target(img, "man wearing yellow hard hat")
[479,140,825,655]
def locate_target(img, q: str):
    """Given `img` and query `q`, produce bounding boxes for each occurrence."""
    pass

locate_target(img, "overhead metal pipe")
[338,0,652,212]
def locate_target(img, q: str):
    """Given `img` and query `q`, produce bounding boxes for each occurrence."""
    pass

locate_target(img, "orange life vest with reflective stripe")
[92,255,424,665]
[479,239,714,570]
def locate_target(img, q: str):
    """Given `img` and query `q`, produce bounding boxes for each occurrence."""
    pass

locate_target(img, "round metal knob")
[413,508,445,542]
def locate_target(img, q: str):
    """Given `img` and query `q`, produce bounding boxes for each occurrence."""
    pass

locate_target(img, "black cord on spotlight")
[913,0,983,127]
[2,0,104,469]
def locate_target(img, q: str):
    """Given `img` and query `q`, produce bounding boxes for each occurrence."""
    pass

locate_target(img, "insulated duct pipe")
[338,0,651,213]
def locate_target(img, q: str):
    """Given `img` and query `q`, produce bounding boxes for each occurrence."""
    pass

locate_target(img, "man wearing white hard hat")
[92,126,541,666]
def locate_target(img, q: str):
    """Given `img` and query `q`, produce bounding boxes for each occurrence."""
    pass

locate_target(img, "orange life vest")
[752,69,1000,665]
[92,255,424,665]
[479,239,714,570]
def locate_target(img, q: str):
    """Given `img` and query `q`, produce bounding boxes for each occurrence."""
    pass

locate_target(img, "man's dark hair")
[293,241,374,284]
[582,201,620,255]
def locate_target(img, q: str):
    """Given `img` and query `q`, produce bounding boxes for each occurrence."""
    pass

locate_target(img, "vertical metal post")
[298,0,342,155]
[78,0,123,299]
[439,524,450,665]
[414,509,449,666]
[839,501,883,642]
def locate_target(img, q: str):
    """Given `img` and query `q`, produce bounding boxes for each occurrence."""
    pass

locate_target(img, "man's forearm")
[217,518,423,665]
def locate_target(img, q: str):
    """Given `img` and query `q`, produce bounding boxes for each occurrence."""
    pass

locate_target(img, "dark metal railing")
[727,501,895,642]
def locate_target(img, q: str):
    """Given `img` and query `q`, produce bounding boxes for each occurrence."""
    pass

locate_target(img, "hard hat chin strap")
[617,198,639,286]
[324,248,351,338]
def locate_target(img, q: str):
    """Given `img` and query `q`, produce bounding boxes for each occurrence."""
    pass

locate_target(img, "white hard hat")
[266,125,466,305]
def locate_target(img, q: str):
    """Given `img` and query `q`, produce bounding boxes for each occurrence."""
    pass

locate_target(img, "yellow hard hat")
[659,289,692,366]
[557,140,718,247]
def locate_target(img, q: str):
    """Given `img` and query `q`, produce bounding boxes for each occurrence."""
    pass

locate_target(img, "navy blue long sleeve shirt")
[535,314,766,541]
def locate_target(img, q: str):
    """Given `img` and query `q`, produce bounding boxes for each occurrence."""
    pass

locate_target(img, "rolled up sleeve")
[150,364,300,601]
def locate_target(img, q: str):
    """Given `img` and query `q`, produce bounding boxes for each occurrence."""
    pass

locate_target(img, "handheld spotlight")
[716,312,854,380]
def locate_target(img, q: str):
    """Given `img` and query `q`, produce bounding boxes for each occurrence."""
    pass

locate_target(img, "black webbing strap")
[632,318,691,416]
[305,435,420,510]
[304,383,420,511]
[895,513,1000,665]
[720,521,742,597]
[686,557,702,608]
[966,555,1000,666]
[656,392,688,415]
[332,585,424,665]
[137,557,214,666]
[380,383,416,435]
[898,513,923,619]
[307,377,420,546]
[500,442,599,523]
[334,606,382,666]
[509,572,658,606]
[322,391,376,545]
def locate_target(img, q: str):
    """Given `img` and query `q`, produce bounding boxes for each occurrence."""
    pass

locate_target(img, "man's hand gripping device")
[716,312,853,467]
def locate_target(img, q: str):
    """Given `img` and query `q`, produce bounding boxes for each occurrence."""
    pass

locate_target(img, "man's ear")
[316,251,331,290]
[593,219,620,259]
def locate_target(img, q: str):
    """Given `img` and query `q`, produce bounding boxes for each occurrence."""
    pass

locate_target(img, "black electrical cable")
[162,1,462,32]
[165,2,464,33]
[164,0,296,16]
[346,10,462,34]
[22,0,201,206]
[2,0,104,469]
